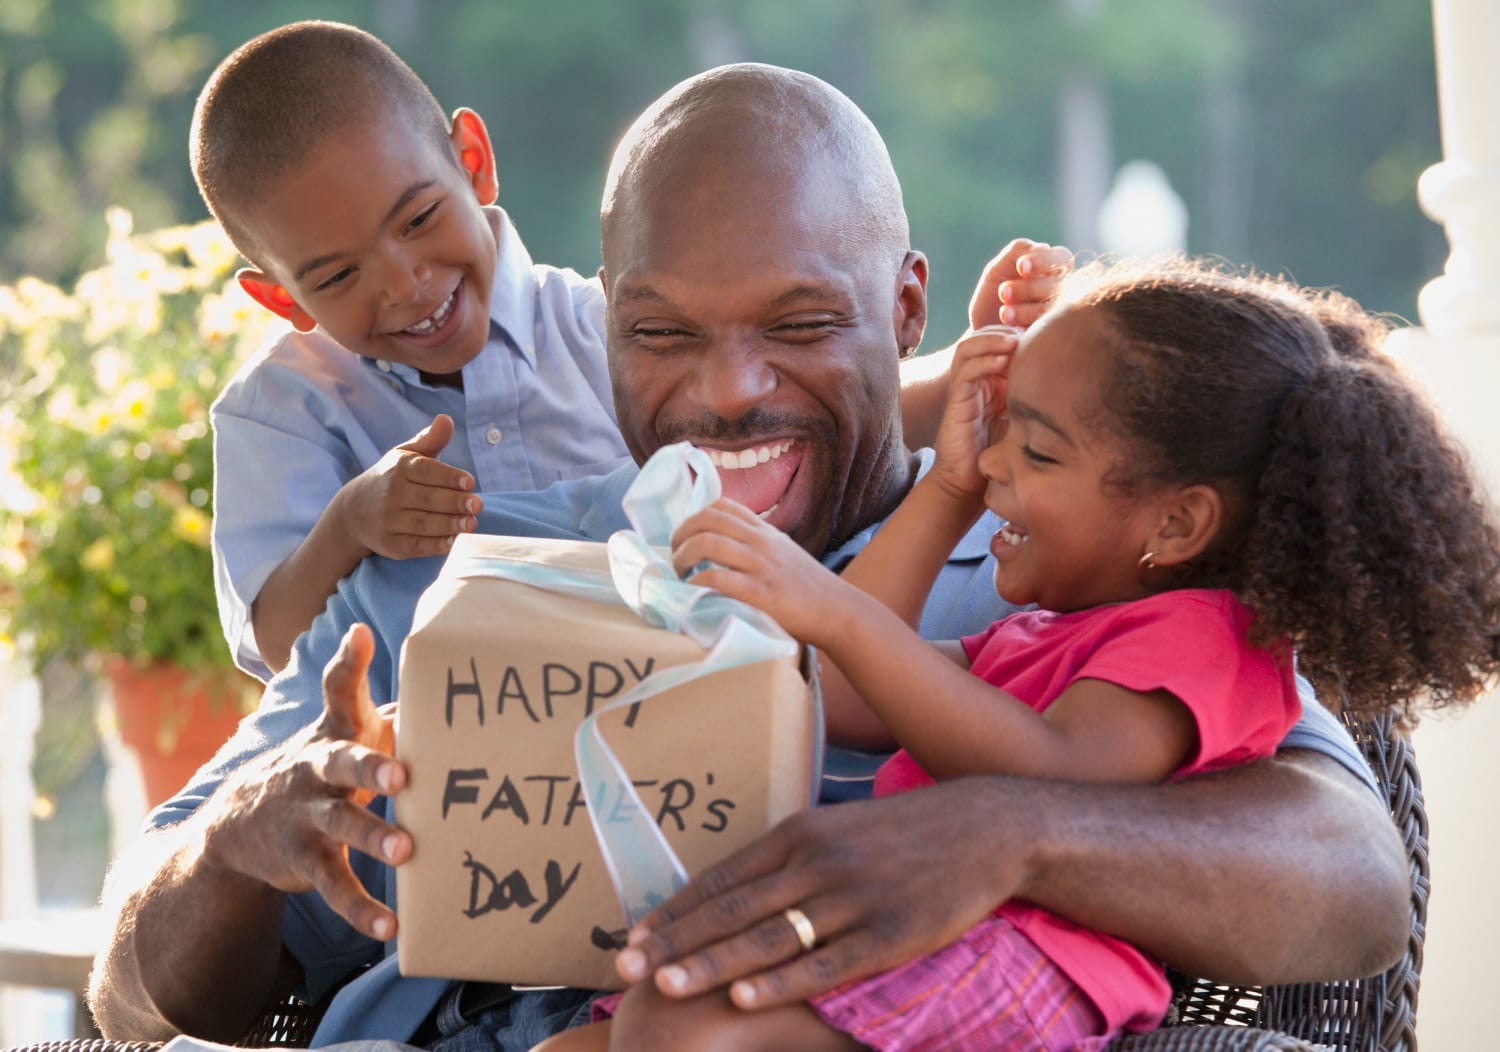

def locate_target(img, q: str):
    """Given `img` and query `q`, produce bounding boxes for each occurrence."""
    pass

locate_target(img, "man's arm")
[88,625,411,1039]
[615,749,1409,1008]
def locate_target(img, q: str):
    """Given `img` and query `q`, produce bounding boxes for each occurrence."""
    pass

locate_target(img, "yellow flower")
[81,537,116,572]
[157,219,240,275]
[198,284,259,343]
[46,387,80,427]
[9,276,79,327]
[94,345,127,390]
[172,504,210,547]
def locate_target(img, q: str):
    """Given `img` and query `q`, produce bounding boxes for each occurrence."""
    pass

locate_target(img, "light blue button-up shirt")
[210,206,630,680]
[157,452,1374,1044]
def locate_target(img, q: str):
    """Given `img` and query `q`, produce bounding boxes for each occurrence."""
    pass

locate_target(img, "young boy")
[196,21,1069,680]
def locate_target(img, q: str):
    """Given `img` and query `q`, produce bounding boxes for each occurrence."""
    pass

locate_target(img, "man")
[89,64,1408,1051]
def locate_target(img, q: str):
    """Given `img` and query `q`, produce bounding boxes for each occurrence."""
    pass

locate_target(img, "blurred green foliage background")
[0,0,1443,339]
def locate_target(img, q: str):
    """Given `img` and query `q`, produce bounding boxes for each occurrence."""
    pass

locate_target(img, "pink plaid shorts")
[807,913,1114,1051]
[594,914,1114,1051]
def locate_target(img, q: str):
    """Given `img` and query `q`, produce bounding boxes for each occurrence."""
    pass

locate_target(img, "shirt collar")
[821,448,996,568]
[362,205,536,385]
[483,204,539,369]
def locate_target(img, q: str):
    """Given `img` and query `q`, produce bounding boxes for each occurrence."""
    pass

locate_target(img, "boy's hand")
[342,414,482,560]
[670,500,845,647]
[930,326,1017,503]
[969,240,1073,331]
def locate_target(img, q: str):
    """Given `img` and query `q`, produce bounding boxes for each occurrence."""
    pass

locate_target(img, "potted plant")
[0,208,279,805]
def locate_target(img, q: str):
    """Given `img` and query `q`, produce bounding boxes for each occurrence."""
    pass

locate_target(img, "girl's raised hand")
[670,499,843,647]
[929,325,1017,504]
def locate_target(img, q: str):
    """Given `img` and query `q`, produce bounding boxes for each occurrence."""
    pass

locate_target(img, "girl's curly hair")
[1059,258,1500,722]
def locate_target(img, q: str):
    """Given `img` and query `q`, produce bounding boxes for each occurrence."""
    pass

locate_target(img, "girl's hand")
[929,325,1017,504]
[671,500,844,646]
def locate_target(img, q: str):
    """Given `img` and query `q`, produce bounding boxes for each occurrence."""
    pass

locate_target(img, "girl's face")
[977,305,1168,611]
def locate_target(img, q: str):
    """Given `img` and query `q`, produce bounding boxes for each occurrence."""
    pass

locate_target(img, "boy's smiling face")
[235,109,498,379]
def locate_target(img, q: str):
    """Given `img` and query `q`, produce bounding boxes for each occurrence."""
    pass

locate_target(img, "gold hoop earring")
[1138,550,1160,570]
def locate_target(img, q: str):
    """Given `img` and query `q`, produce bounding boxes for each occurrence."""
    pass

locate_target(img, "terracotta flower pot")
[104,659,256,808]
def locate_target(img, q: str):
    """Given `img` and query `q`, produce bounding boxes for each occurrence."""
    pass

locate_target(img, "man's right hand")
[203,623,412,941]
[340,413,482,560]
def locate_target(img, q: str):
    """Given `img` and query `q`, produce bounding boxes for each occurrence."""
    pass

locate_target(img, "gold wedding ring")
[783,906,817,953]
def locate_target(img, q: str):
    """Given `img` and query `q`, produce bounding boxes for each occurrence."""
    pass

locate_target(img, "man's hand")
[340,414,482,560]
[613,781,1028,1010]
[203,623,412,941]
[969,239,1074,331]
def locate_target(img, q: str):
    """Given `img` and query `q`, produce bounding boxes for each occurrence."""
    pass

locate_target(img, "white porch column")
[1385,3,1500,1048]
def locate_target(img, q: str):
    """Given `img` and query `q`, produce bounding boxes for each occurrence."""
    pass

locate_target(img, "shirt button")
[485,426,502,445]
[376,360,392,373]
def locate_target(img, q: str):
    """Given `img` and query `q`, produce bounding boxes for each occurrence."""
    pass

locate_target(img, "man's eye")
[316,267,354,291]
[775,320,836,340]
[631,325,686,340]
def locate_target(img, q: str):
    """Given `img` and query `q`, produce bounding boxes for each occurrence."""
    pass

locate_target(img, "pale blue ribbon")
[450,442,821,927]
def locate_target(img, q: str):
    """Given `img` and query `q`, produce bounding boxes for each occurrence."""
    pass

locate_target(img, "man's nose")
[688,337,778,418]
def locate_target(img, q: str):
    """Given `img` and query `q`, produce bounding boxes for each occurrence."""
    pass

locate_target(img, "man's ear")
[1147,484,1224,568]
[237,269,316,333]
[894,251,929,356]
[450,107,499,206]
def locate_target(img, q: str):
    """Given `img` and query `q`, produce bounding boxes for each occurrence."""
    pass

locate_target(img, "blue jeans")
[427,986,597,1052]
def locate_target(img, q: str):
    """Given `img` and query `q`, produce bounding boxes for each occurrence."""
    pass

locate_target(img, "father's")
[89,64,1409,1049]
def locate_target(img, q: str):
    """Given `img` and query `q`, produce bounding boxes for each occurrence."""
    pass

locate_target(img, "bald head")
[191,21,453,263]
[598,63,927,556]
[602,64,909,268]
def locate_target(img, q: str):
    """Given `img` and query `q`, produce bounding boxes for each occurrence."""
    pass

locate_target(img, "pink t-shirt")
[874,588,1301,1034]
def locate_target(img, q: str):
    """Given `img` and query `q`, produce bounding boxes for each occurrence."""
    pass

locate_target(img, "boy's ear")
[1148,484,1223,569]
[237,269,316,333]
[450,107,499,206]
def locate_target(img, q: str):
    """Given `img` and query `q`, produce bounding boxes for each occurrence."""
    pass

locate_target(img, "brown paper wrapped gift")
[394,532,820,989]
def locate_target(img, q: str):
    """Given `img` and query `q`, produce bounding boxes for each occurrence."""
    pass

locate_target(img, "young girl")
[539,260,1500,1051]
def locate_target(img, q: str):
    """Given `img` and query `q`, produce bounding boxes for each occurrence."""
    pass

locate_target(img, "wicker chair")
[1112,711,1427,1052]
[5,712,1424,1052]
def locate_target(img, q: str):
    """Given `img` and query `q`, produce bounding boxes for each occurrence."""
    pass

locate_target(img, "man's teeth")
[701,440,793,470]
[402,290,456,335]
[999,525,1029,546]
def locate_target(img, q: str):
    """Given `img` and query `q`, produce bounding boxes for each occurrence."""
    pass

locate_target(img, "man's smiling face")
[601,142,925,557]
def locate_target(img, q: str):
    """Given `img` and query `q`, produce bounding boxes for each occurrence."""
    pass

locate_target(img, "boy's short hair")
[191,20,454,264]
